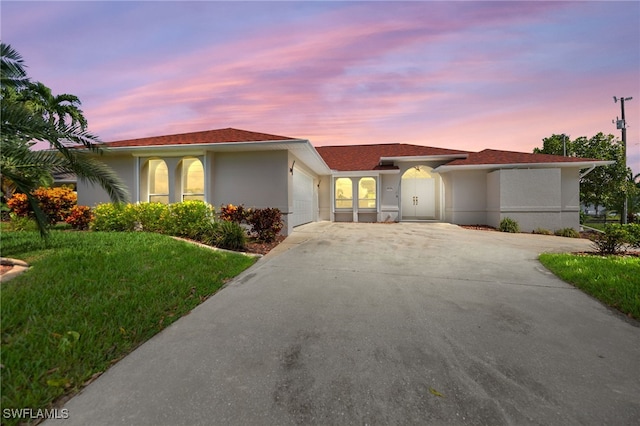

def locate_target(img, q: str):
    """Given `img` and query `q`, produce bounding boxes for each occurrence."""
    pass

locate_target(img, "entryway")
[401,165,441,220]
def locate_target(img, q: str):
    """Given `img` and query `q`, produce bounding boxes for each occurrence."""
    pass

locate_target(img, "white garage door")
[291,167,314,227]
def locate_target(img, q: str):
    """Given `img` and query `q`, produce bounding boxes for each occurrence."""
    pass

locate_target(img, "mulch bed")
[245,235,286,255]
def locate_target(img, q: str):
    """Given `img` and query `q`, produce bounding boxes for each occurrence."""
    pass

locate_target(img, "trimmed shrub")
[65,205,94,230]
[135,202,168,233]
[92,203,137,231]
[499,217,520,233]
[554,228,580,238]
[590,224,628,255]
[532,228,553,235]
[246,207,283,242]
[159,201,215,240]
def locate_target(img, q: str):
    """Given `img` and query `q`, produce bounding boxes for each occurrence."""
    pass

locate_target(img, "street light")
[613,96,633,224]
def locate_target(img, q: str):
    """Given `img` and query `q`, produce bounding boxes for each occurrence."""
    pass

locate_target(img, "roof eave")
[379,154,469,163]
[435,160,615,174]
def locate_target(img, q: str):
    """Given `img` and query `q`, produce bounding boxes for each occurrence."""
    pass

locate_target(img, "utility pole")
[614,96,633,224]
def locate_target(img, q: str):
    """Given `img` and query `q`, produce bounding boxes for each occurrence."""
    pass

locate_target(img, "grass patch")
[539,253,640,319]
[0,231,257,421]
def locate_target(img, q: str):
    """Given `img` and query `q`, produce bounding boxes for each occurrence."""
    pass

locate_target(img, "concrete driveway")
[47,222,639,425]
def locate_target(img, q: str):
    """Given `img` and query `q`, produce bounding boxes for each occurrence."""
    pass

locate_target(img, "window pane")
[358,177,376,209]
[149,195,169,204]
[182,158,204,195]
[149,159,169,203]
[335,178,352,209]
[183,194,205,201]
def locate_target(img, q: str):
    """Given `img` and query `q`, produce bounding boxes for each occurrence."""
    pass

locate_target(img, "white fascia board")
[331,169,400,178]
[434,160,614,174]
[105,139,307,154]
[379,154,468,163]
[102,139,332,175]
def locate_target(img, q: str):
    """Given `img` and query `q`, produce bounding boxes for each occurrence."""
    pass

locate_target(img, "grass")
[539,253,640,319]
[0,230,257,422]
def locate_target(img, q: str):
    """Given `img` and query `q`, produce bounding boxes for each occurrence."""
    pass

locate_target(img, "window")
[358,177,376,209]
[335,178,353,209]
[148,159,169,204]
[182,157,204,201]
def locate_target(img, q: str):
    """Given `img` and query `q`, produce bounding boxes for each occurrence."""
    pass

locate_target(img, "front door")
[401,166,437,220]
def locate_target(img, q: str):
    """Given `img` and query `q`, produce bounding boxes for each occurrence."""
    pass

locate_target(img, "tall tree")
[1,42,129,236]
[533,132,631,219]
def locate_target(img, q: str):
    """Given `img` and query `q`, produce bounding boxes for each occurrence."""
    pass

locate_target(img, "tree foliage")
[534,132,636,221]
[1,42,129,236]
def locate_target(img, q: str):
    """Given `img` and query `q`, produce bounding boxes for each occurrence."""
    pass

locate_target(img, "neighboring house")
[77,127,612,235]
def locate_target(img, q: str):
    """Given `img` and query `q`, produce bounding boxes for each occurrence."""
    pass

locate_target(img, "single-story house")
[78,127,612,235]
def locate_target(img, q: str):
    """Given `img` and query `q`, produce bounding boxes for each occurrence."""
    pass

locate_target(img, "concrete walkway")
[46,222,639,425]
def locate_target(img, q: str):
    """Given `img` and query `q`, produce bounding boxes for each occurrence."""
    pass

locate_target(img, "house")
[77,127,612,235]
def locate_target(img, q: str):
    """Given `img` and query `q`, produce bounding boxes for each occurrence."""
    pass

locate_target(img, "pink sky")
[2,1,639,174]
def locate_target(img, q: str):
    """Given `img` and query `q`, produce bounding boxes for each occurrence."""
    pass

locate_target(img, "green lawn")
[0,230,257,421]
[539,253,640,319]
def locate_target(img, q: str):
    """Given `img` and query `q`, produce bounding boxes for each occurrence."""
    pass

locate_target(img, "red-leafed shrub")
[219,203,247,223]
[65,205,94,230]
[246,207,283,242]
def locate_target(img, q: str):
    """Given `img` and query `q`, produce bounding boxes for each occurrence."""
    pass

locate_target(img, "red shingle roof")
[102,128,296,148]
[444,149,602,166]
[316,144,469,171]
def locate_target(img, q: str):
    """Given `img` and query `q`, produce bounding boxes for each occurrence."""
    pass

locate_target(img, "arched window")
[182,157,204,201]
[148,159,169,204]
[335,178,353,209]
[358,177,376,209]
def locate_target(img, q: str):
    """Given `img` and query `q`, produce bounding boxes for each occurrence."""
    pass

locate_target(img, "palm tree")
[1,42,129,236]
[20,81,88,132]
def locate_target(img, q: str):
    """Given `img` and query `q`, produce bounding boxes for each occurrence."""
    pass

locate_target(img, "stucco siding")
[380,174,400,222]
[212,151,288,211]
[443,170,488,225]
[318,175,331,221]
[77,155,135,206]
[489,168,573,232]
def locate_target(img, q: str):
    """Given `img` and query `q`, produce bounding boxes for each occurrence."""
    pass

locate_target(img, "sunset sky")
[2,1,639,174]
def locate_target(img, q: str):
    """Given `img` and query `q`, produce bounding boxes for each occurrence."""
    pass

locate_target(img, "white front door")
[401,166,438,220]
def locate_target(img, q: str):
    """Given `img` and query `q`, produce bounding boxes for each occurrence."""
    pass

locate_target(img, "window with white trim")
[335,178,353,209]
[182,157,204,201]
[358,177,376,209]
[148,159,169,204]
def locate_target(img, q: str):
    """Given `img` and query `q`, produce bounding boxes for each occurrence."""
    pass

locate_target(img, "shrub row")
[6,187,92,230]
[91,201,248,251]
[591,224,640,255]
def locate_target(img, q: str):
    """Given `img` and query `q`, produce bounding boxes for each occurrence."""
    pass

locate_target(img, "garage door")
[291,167,314,227]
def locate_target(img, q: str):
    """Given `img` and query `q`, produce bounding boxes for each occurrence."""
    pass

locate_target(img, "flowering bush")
[65,205,94,230]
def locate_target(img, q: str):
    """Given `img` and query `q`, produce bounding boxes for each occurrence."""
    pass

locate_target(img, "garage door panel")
[292,168,314,227]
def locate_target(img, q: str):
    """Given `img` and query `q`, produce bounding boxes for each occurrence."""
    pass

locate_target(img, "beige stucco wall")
[77,155,135,206]
[442,170,488,225]
[486,168,580,232]
[212,150,288,210]
[380,173,400,222]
